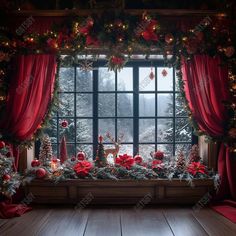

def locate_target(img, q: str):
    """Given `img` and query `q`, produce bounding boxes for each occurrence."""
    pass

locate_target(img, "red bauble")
[134,155,143,164]
[153,151,164,160]
[0,141,5,149]
[31,159,41,167]
[36,168,47,179]
[61,120,68,128]
[2,174,11,181]
[77,151,86,161]
[165,33,174,44]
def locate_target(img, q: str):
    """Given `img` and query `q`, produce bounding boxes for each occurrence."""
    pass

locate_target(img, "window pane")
[99,119,115,142]
[157,67,173,91]
[66,144,75,158]
[76,119,93,143]
[59,93,74,116]
[59,68,74,92]
[117,119,133,142]
[139,145,155,161]
[175,93,188,116]
[175,70,180,91]
[59,118,75,143]
[76,145,93,160]
[98,93,115,117]
[98,68,115,91]
[76,68,93,92]
[117,94,133,117]
[175,144,192,156]
[44,119,57,143]
[76,94,93,117]
[117,67,133,91]
[139,94,155,116]
[52,144,58,157]
[139,67,155,91]
[157,93,173,116]
[175,118,192,142]
[157,118,173,142]
[157,144,173,157]
[119,145,133,156]
[139,119,155,142]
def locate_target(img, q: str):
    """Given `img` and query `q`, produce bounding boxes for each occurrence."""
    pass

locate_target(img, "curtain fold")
[0,54,57,170]
[182,55,236,201]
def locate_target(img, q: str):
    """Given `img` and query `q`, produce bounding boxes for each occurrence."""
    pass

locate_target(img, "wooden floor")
[0,206,235,236]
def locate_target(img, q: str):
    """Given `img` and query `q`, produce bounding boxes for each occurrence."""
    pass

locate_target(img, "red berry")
[36,168,47,179]
[31,159,41,167]
[0,141,5,149]
[77,151,86,161]
[2,174,11,181]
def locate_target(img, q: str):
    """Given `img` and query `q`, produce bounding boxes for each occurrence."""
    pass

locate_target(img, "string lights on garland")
[0,11,235,148]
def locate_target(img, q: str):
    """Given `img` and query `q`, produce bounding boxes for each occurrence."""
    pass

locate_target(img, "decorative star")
[78,60,94,72]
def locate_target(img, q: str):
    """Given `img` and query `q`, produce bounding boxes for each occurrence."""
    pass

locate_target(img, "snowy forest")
[44,65,192,160]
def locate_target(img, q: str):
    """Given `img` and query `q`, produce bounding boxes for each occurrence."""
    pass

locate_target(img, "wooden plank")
[36,207,89,236]
[0,208,52,236]
[121,208,173,236]
[192,207,236,236]
[163,208,209,236]
[84,209,121,236]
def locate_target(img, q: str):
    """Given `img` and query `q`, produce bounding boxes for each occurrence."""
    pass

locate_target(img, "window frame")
[36,59,197,159]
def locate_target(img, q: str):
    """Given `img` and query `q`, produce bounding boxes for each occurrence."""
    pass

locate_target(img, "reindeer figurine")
[104,132,124,160]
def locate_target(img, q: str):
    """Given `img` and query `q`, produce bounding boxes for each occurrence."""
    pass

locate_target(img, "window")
[42,59,194,161]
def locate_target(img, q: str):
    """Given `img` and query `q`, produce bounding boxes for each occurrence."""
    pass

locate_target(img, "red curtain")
[0,54,57,170]
[182,55,236,201]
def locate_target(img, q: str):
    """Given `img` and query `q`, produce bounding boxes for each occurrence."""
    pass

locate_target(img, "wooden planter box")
[24,179,214,205]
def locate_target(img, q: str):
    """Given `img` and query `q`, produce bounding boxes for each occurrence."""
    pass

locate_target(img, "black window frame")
[36,59,197,159]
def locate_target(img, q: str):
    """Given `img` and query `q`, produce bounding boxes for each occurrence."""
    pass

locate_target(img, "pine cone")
[188,145,201,163]
[176,151,186,173]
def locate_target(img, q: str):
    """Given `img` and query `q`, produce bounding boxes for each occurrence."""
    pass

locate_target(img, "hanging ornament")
[78,60,93,72]
[161,69,168,77]
[36,168,47,179]
[149,67,155,80]
[165,33,174,44]
[134,154,143,164]
[31,159,41,167]
[60,119,68,128]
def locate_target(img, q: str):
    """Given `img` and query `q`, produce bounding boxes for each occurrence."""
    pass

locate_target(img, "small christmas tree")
[188,145,201,163]
[175,151,186,173]
[95,136,107,167]
[39,135,53,166]
[0,141,21,197]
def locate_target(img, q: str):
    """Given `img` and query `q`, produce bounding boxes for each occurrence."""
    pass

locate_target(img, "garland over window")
[0,11,235,148]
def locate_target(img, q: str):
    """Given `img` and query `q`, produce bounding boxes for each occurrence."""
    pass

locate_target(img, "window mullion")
[133,65,139,155]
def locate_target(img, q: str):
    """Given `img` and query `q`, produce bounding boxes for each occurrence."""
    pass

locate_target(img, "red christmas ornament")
[151,150,164,160]
[165,33,174,44]
[0,141,5,149]
[36,168,47,179]
[149,68,155,80]
[111,56,124,65]
[61,119,68,128]
[31,159,41,167]
[2,174,11,181]
[98,135,103,143]
[77,151,86,161]
[161,69,168,77]
[134,154,143,164]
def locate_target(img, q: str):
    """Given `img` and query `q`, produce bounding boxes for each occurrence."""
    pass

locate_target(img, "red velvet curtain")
[0,54,57,170]
[182,55,236,201]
